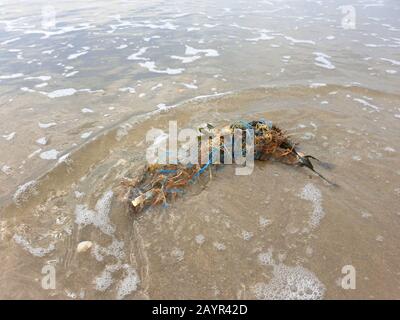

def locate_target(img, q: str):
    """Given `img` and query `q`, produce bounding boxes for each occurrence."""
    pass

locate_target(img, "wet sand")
[0,0,400,299]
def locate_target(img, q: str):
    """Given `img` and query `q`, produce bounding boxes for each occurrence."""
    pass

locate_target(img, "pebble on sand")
[77,241,93,253]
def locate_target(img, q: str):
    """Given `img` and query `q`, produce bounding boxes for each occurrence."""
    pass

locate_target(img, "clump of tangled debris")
[122,119,335,213]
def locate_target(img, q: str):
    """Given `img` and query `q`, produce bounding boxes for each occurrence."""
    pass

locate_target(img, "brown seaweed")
[123,119,335,213]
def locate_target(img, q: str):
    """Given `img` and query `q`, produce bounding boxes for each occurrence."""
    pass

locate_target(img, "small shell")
[77,241,93,253]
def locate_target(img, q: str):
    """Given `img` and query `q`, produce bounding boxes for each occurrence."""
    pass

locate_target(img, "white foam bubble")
[185,45,219,57]
[156,103,168,110]
[285,36,315,45]
[94,264,118,291]
[380,58,400,66]
[79,88,104,94]
[259,216,272,228]
[309,83,327,88]
[80,131,93,139]
[353,98,380,111]
[81,108,94,113]
[258,248,274,266]
[13,180,37,205]
[2,132,16,141]
[1,37,20,45]
[242,230,253,241]
[25,75,51,81]
[94,263,139,298]
[170,55,201,63]
[384,147,396,152]
[65,70,79,77]
[195,234,205,244]
[116,265,140,299]
[1,165,12,175]
[182,81,198,89]
[151,83,163,91]
[143,21,178,30]
[143,35,161,42]
[127,47,148,61]
[36,137,48,145]
[300,183,325,229]
[40,149,59,160]
[254,264,325,300]
[171,247,185,262]
[75,190,115,235]
[365,43,385,48]
[74,191,85,199]
[92,237,125,261]
[21,87,36,93]
[313,52,335,70]
[0,73,24,80]
[45,88,77,98]
[246,32,275,42]
[38,121,57,129]
[213,242,226,251]
[119,87,136,93]
[25,24,95,39]
[139,61,184,75]
[13,234,55,257]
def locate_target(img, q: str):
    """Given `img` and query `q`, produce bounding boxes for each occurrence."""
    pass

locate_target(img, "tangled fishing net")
[121,119,334,213]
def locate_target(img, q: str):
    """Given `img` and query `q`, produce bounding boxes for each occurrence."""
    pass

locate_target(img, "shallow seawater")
[0,0,400,299]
